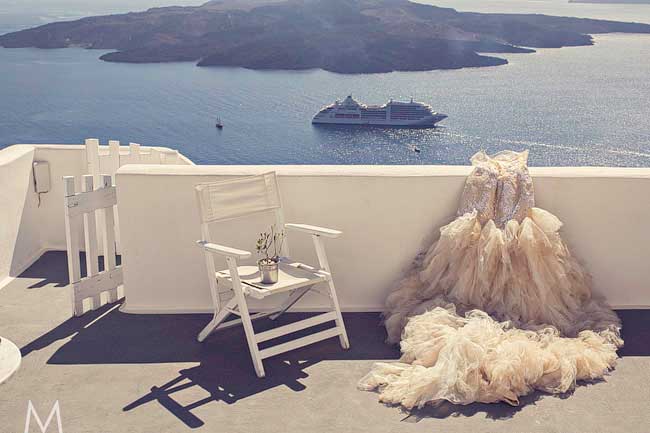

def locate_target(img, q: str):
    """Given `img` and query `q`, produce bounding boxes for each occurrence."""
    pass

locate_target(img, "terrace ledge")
[116,164,650,178]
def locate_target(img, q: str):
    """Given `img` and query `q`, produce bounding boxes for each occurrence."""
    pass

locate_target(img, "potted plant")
[255,225,285,284]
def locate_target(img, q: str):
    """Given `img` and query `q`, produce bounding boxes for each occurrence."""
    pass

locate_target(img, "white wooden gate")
[84,138,183,253]
[64,174,123,316]
[84,138,182,180]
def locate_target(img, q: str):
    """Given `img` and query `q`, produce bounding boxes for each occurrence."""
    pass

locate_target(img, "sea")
[1,0,650,166]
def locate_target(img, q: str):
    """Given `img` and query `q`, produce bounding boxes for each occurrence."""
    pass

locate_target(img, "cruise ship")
[312,95,447,127]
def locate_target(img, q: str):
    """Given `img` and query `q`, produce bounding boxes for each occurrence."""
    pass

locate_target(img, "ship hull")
[312,115,447,127]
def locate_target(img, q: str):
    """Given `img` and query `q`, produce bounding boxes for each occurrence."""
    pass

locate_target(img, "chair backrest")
[195,172,281,223]
[195,172,288,255]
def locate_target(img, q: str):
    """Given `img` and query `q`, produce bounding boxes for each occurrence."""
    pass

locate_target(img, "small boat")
[409,144,421,153]
[215,117,223,129]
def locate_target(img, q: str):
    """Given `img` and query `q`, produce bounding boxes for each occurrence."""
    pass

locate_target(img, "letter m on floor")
[24,400,63,433]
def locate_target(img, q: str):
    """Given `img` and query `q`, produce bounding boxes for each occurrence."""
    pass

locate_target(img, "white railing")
[83,138,186,252]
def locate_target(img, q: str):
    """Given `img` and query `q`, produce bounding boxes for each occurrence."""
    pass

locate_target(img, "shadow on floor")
[15,251,650,428]
[20,251,70,289]
[20,302,399,428]
[19,250,121,289]
[402,392,544,422]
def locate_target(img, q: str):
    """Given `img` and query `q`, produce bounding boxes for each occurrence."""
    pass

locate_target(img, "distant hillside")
[1,0,650,73]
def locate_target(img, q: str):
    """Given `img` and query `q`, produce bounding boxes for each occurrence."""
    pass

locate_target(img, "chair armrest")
[285,223,342,239]
[196,240,251,259]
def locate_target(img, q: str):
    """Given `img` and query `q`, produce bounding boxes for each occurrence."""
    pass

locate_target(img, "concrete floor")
[1,251,649,433]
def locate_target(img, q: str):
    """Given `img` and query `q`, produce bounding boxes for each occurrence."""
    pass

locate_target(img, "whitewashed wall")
[0,143,191,286]
[116,164,650,313]
[0,145,39,284]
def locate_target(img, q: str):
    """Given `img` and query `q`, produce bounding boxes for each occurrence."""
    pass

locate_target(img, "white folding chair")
[194,172,350,378]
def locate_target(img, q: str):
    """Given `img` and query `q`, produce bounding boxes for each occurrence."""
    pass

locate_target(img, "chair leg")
[227,257,266,378]
[197,297,237,342]
[326,279,350,350]
[311,234,350,350]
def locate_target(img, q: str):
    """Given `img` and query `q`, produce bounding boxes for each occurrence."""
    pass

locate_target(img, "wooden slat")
[85,138,100,182]
[213,311,277,333]
[65,186,117,217]
[101,175,117,273]
[149,148,160,164]
[107,140,121,175]
[108,140,122,254]
[255,311,336,343]
[161,150,178,164]
[129,142,141,164]
[72,267,123,301]
[82,175,100,309]
[63,176,84,316]
[259,327,341,360]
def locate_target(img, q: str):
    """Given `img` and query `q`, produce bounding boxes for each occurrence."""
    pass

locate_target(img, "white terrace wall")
[116,165,650,313]
[0,143,191,286]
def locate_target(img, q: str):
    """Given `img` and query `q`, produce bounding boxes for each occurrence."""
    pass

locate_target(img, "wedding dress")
[358,150,623,409]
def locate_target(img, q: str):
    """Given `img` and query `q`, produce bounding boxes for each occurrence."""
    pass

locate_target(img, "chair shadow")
[122,355,318,428]
[20,306,399,429]
[17,251,650,430]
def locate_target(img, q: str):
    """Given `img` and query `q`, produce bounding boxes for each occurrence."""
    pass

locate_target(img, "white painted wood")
[148,148,161,165]
[228,256,266,378]
[194,171,349,377]
[259,327,341,360]
[64,174,122,316]
[64,176,84,315]
[65,186,117,217]
[82,175,101,308]
[312,234,350,349]
[85,138,100,183]
[197,241,251,259]
[106,140,122,254]
[72,267,122,301]
[101,175,117,273]
[161,150,178,164]
[268,285,311,320]
[197,297,237,342]
[255,311,336,343]
[107,140,121,174]
[129,142,141,164]
[216,263,326,300]
[285,223,342,238]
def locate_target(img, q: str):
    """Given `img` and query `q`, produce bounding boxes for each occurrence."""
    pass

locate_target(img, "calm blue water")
[1,1,650,166]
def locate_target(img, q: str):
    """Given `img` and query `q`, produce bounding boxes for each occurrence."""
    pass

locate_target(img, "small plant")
[255,225,285,265]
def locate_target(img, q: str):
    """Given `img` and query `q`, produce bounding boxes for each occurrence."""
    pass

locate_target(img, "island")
[1,0,650,73]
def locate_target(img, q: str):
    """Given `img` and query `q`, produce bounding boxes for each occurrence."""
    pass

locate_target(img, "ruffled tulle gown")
[358,150,623,409]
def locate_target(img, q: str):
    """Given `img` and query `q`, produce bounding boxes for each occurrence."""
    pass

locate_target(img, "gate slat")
[82,175,101,309]
[101,174,117,269]
[85,138,100,182]
[149,148,160,164]
[64,177,84,316]
[102,174,118,304]
[129,142,141,164]
[107,140,121,175]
